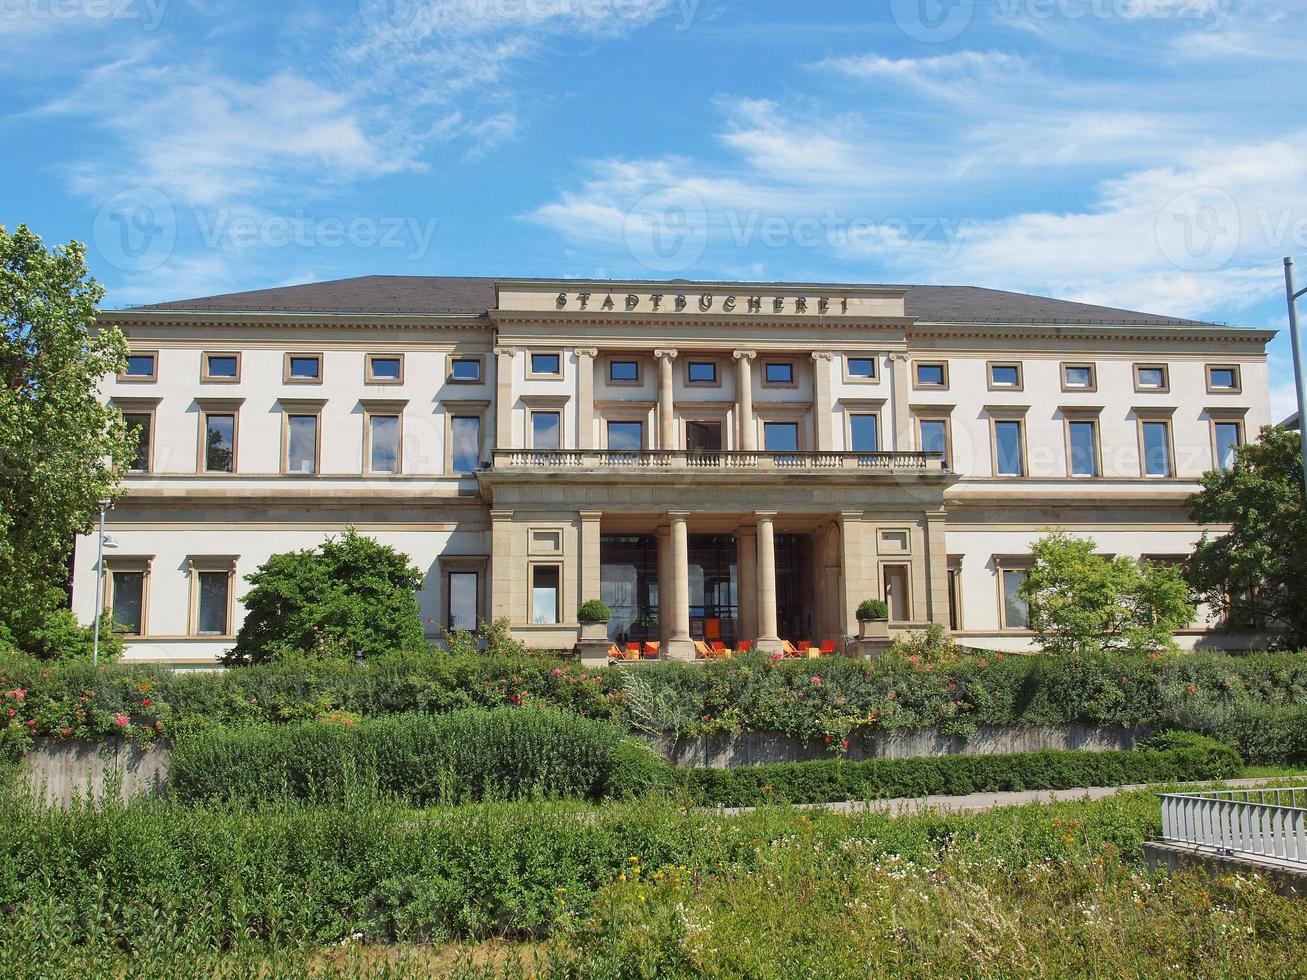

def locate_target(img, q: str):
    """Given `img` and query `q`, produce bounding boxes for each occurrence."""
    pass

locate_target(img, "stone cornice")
[911,320,1275,344]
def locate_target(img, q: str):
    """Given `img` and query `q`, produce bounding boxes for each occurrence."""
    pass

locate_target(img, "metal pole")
[1286,258,1307,501]
[91,501,107,667]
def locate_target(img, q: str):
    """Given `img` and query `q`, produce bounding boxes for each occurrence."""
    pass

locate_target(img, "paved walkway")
[712,777,1291,817]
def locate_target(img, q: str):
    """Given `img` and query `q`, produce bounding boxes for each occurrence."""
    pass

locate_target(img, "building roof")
[123,274,1225,327]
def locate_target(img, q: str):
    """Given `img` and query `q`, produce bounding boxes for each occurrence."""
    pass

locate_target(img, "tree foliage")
[1186,426,1307,648]
[1021,530,1194,657]
[227,528,427,665]
[0,225,131,657]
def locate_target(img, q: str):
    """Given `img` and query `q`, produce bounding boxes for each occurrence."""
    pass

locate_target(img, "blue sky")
[3,0,1304,416]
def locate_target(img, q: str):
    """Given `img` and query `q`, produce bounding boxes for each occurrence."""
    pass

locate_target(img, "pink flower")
[13,689,25,701]
[977,659,989,668]
[840,739,849,751]
[887,691,896,701]
[994,654,1004,662]
[810,675,823,687]
[142,698,152,707]
[702,715,710,722]
[770,652,783,663]
[5,709,12,718]
[552,667,562,676]
[907,655,921,666]
[823,735,832,745]
[113,713,129,727]
[1187,684,1198,695]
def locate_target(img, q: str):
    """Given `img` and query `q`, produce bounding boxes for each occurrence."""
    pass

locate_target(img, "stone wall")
[18,738,170,806]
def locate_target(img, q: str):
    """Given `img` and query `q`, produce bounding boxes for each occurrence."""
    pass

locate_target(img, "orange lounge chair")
[782,639,803,657]
[693,640,714,659]
[608,643,623,660]
[819,640,837,655]
[642,641,661,659]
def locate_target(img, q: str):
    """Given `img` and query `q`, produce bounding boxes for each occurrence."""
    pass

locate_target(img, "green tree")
[1021,530,1194,657]
[227,528,427,665]
[1186,426,1307,648]
[0,225,132,658]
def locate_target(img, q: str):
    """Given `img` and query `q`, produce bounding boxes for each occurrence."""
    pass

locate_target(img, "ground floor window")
[109,569,145,635]
[1002,568,1029,629]
[946,567,961,631]
[448,571,479,631]
[883,563,910,621]
[531,564,561,625]
[601,535,659,644]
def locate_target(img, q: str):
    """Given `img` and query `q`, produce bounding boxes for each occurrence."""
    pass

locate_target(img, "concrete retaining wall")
[646,724,1141,769]
[18,738,170,806]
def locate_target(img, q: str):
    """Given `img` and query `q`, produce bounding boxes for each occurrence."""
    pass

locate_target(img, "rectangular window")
[606,420,643,451]
[449,357,482,383]
[1135,364,1168,391]
[448,571,479,631]
[687,361,718,384]
[368,415,400,474]
[914,362,947,388]
[286,415,319,474]
[609,360,639,383]
[367,355,403,383]
[763,422,799,452]
[686,420,722,452]
[1002,569,1029,629]
[531,411,561,450]
[946,568,961,631]
[531,565,561,625]
[764,362,794,385]
[1068,420,1099,477]
[1214,421,1242,471]
[196,571,230,635]
[1142,420,1172,477]
[450,416,481,473]
[847,357,876,379]
[993,420,1024,477]
[883,564,910,622]
[530,352,561,376]
[202,353,239,381]
[1062,364,1095,390]
[989,363,1022,389]
[122,353,156,379]
[850,413,879,452]
[286,354,322,382]
[203,413,236,473]
[110,570,144,635]
[919,418,949,467]
[1207,365,1240,392]
[123,412,152,472]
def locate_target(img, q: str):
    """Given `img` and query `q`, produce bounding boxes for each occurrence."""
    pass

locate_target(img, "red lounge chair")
[819,640,837,655]
[736,640,751,653]
[642,641,661,659]
[798,640,812,652]
[710,641,726,653]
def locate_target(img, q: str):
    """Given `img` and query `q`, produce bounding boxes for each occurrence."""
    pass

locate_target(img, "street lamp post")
[1286,258,1307,502]
[91,498,111,667]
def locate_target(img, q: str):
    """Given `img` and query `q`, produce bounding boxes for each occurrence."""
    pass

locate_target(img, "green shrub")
[168,709,670,806]
[577,600,611,624]
[857,599,889,621]
[679,738,1242,807]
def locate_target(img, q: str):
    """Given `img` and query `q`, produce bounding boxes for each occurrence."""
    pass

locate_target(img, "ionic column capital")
[732,349,757,362]
[888,351,910,363]
[493,346,518,358]
[754,510,778,522]
[810,351,837,362]
[574,347,598,359]
[654,348,679,361]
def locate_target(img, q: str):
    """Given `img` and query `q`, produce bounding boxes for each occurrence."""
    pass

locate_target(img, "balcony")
[490,449,946,473]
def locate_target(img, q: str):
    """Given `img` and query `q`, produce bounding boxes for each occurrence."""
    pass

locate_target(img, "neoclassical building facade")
[71,276,1273,664]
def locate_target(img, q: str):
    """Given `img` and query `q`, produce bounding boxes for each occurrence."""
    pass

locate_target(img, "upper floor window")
[1207,365,1241,393]
[763,421,799,452]
[846,356,877,380]
[606,420,643,451]
[918,417,950,467]
[1213,420,1243,471]
[285,353,323,383]
[763,361,795,386]
[201,410,236,474]
[993,419,1025,477]
[1067,419,1100,478]
[1140,419,1173,477]
[449,415,481,473]
[202,353,240,382]
[120,352,157,381]
[988,362,1023,390]
[367,414,401,474]
[123,412,153,473]
[531,410,561,450]
[849,413,879,453]
[1134,364,1169,392]
[687,361,718,385]
[609,360,640,383]
[449,357,482,383]
[366,354,404,384]
[914,362,947,389]
[284,412,320,474]
[1062,363,1096,391]
[529,352,562,378]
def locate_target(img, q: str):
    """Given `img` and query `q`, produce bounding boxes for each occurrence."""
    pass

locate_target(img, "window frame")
[280,400,325,476]
[843,355,878,383]
[685,359,721,387]
[1133,363,1170,393]
[196,399,242,475]
[846,410,881,453]
[912,361,949,390]
[762,420,801,453]
[526,350,564,380]
[606,357,642,386]
[444,400,489,475]
[119,351,159,383]
[986,361,1024,392]
[529,562,563,625]
[103,556,153,638]
[1136,413,1177,479]
[529,409,563,450]
[283,352,324,385]
[946,557,963,631]
[1206,364,1242,394]
[200,351,242,383]
[365,353,405,385]
[1060,362,1097,392]
[989,414,1028,478]
[113,398,159,474]
[361,399,407,475]
[1061,409,1103,479]
[187,556,237,638]
[880,561,912,623]
[444,561,486,632]
[914,411,954,468]
[1209,414,1246,472]
[761,359,798,389]
[447,355,485,385]
[604,418,645,452]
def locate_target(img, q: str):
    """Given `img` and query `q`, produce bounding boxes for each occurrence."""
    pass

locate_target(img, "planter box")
[859,619,890,640]
[578,621,610,641]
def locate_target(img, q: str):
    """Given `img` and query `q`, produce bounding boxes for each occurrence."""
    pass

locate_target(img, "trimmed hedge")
[680,734,1242,807]
[169,708,669,805]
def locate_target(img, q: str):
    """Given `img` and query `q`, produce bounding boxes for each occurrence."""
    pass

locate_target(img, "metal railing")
[1159,787,1307,864]
[492,449,945,472]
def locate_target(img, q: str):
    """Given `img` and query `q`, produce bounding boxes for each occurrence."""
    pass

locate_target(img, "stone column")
[755,511,782,653]
[489,510,515,623]
[656,523,671,644]
[655,349,678,450]
[494,346,517,450]
[811,351,835,451]
[574,348,597,450]
[838,510,868,637]
[736,523,758,645]
[890,352,912,450]
[578,510,602,605]
[733,350,757,451]
[667,512,695,659]
[924,508,950,627]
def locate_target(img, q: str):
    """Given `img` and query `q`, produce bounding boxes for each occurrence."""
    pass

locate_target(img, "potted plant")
[577,599,612,641]
[856,598,890,640]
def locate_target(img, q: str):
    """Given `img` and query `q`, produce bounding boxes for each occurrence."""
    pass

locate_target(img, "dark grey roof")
[123,275,1224,327]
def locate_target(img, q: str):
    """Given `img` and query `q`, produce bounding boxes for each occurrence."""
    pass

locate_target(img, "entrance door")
[686,421,723,452]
